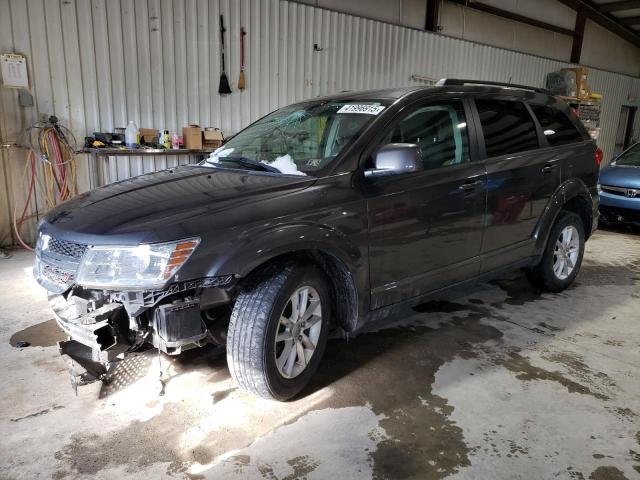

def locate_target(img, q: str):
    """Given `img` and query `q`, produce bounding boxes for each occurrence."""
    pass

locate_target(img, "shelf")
[77,148,216,156]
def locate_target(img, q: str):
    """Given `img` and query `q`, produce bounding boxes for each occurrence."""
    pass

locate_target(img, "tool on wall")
[218,15,232,94]
[238,27,246,91]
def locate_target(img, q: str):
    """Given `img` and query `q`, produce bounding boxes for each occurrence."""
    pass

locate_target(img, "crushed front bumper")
[50,293,134,386]
[50,295,127,352]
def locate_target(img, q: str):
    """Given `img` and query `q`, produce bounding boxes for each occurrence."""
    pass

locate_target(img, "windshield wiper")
[206,156,281,173]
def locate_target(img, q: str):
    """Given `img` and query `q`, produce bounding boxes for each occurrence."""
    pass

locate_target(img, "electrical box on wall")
[1,53,29,88]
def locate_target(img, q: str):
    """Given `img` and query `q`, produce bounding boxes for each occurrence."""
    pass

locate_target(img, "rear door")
[366,98,487,309]
[472,97,560,272]
[528,103,595,190]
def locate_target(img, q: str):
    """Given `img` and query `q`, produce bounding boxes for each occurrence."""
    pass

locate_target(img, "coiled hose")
[13,117,77,250]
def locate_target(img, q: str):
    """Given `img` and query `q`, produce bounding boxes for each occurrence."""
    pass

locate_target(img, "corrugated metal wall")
[1,0,640,246]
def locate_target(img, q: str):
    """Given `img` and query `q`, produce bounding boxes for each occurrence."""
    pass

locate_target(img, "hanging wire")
[13,117,78,250]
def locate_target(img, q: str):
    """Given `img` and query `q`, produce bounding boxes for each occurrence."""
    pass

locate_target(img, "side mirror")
[365,143,423,178]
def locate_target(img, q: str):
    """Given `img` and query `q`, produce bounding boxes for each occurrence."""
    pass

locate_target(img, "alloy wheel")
[274,286,323,379]
[552,225,580,280]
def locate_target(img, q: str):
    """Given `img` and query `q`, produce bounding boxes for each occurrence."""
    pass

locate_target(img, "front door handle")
[459,179,483,191]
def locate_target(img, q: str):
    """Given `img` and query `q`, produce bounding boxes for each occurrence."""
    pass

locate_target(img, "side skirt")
[354,256,536,334]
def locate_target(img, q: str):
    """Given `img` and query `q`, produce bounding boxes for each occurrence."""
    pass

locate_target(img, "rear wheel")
[526,211,585,292]
[226,262,330,401]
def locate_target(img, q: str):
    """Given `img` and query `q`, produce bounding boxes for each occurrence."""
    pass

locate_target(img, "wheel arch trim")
[533,177,596,255]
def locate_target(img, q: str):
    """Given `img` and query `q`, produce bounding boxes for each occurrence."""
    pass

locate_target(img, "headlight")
[76,238,200,290]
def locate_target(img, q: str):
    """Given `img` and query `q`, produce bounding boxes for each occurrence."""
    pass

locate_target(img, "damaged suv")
[35,79,599,400]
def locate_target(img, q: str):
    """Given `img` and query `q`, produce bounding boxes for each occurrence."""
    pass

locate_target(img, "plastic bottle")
[125,121,138,148]
[163,130,171,149]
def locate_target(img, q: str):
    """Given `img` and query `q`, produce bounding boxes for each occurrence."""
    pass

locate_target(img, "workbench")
[78,148,215,188]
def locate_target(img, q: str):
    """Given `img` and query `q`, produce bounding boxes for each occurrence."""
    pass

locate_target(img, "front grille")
[41,263,76,285]
[600,186,627,197]
[35,234,88,293]
[47,237,89,258]
[600,184,640,198]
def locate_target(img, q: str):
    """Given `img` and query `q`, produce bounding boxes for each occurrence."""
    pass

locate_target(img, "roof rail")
[436,78,552,95]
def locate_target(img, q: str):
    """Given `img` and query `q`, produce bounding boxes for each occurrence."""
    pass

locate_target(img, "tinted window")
[530,104,583,146]
[381,100,470,170]
[476,99,539,157]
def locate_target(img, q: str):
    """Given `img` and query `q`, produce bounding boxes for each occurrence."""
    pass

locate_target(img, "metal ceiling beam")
[556,0,640,47]
[571,6,587,63]
[425,0,441,32]
[596,0,640,12]
[446,0,575,36]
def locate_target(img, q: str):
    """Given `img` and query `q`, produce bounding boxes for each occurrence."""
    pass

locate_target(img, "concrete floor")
[0,228,639,480]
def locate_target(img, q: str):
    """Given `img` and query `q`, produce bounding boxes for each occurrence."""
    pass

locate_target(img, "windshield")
[201,100,389,175]
[616,144,640,166]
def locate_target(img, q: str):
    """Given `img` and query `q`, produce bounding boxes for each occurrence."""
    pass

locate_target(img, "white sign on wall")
[1,53,29,88]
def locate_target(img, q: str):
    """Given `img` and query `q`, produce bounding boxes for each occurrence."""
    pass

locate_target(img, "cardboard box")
[546,70,577,97]
[139,128,159,144]
[203,128,224,149]
[183,125,203,150]
[561,67,590,99]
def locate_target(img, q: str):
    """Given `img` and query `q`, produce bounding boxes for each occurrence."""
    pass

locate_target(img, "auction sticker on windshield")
[337,104,385,115]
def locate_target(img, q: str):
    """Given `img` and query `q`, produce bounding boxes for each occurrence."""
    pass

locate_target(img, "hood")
[41,165,316,244]
[599,164,640,190]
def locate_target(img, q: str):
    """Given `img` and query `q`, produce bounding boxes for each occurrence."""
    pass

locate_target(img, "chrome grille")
[34,234,88,293]
[47,237,88,258]
[41,263,76,285]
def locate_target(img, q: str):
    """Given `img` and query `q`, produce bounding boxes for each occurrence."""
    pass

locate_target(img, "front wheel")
[526,211,585,292]
[226,262,330,401]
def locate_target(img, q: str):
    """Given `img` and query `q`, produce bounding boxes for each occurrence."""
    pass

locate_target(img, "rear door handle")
[459,179,483,191]
[542,159,559,173]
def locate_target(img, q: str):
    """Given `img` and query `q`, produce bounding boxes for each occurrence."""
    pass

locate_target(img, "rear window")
[530,104,584,146]
[476,99,539,157]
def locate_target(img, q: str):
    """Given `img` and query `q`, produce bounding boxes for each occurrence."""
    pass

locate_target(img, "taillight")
[595,148,603,168]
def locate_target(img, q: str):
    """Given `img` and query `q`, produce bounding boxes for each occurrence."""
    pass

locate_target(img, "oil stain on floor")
[10,319,66,348]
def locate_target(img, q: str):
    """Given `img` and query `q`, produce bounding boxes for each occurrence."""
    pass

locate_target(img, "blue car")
[598,144,640,228]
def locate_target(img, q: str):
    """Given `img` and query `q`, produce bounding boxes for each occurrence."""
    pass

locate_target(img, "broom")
[238,27,246,91]
[218,15,232,94]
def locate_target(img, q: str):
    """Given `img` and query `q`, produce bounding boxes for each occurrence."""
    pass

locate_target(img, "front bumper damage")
[34,234,236,389]
[48,276,235,390]
[50,293,134,388]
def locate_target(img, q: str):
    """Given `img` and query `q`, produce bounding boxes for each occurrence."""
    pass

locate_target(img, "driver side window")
[382,100,470,170]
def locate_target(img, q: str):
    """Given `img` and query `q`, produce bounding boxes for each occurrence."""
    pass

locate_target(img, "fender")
[532,177,596,256]
[203,222,366,332]
[207,222,364,282]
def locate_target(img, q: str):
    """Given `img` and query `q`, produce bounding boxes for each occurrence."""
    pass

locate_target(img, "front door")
[366,99,486,309]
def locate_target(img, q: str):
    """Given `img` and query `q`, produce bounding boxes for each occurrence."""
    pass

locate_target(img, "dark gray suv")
[34,79,600,400]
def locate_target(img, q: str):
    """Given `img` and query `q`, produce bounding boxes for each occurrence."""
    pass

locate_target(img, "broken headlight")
[76,238,200,290]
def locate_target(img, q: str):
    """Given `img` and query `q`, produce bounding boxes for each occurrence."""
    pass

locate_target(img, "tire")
[226,261,331,401]
[526,211,585,293]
